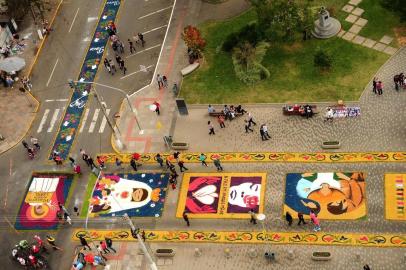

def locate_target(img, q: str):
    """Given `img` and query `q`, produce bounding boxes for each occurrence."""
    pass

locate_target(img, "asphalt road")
[0,0,175,268]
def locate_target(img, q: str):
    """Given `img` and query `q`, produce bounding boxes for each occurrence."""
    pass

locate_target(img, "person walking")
[262,124,271,139]
[115,54,121,66]
[73,164,81,174]
[182,211,190,226]
[156,74,163,89]
[130,158,137,171]
[30,136,40,150]
[105,237,116,253]
[128,39,135,54]
[310,210,321,232]
[247,113,256,126]
[22,140,29,149]
[297,212,306,225]
[173,151,180,161]
[156,153,164,167]
[260,125,268,141]
[109,60,116,75]
[88,156,96,170]
[46,235,62,251]
[166,158,173,170]
[153,101,160,115]
[218,115,225,128]
[96,245,108,261]
[249,209,257,225]
[169,171,178,189]
[141,231,146,242]
[119,59,127,75]
[199,153,208,167]
[285,211,293,226]
[372,77,377,94]
[213,158,223,171]
[79,235,91,250]
[69,156,76,167]
[377,81,383,95]
[245,121,253,133]
[178,160,188,172]
[64,212,72,225]
[100,241,110,254]
[208,121,215,135]
[97,156,106,169]
[138,32,145,47]
[162,75,168,88]
[115,157,122,169]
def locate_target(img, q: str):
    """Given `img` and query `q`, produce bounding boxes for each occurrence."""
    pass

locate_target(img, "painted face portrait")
[228,182,260,208]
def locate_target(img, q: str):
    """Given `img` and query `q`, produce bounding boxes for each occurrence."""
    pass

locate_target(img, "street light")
[67,79,124,150]
[123,213,158,270]
[70,80,142,132]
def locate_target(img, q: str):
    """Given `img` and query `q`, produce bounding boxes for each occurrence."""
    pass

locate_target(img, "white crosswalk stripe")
[88,109,100,133]
[36,107,111,134]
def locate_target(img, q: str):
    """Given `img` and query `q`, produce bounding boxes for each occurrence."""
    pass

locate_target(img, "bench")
[311,252,331,261]
[209,111,243,118]
[155,249,175,257]
[321,141,341,149]
[171,142,189,150]
[181,62,200,76]
[283,105,318,116]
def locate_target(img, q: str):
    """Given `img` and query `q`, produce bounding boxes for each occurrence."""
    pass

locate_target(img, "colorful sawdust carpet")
[385,173,406,220]
[86,173,169,217]
[15,172,74,230]
[72,229,406,248]
[176,173,266,219]
[284,172,366,220]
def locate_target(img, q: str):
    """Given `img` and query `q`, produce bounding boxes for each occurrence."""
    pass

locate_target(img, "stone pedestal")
[312,7,341,39]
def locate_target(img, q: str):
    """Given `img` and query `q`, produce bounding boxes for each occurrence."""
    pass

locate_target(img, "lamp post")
[123,213,158,270]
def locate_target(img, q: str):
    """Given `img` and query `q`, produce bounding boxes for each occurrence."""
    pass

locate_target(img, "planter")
[155,249,176,257]
[321,141,341,149]
[171,142,189,150]
[311,252,332,261]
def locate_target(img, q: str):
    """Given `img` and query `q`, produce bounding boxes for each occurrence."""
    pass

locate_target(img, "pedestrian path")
[35,107,112,134]
[97,151,406,164]
[48,0,121,161]
[72,229,406,248]
[339,0,397,55]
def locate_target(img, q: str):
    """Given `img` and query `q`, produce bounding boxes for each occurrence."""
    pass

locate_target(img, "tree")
[249,0,302,42]
[314,47,333,71]
[232,41,270,84]
[381,0,406,22]
[182,25,206,59]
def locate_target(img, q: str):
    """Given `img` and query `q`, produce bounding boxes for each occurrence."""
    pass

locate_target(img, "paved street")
[0,0,405,270]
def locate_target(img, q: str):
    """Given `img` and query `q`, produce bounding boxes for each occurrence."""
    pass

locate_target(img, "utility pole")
[123,213,158,270]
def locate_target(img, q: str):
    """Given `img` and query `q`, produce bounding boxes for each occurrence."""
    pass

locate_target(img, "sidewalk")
[112,0,251,154]
[0,0,61,154]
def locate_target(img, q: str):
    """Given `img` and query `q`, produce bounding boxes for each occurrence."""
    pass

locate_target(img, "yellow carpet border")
[72,229,406,248]
[99,152,406,164]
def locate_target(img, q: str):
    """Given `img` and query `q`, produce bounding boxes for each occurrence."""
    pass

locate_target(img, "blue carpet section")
[49,0,121,160]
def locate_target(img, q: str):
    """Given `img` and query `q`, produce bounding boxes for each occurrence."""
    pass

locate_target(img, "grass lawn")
[180,9,389,104]
[79,173,98,217]
[358,0,405,46]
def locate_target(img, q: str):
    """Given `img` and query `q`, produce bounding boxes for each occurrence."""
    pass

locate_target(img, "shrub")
[222,23,259,52]
[314,47,333,70]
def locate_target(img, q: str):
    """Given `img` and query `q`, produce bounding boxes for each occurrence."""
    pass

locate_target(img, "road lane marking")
[138,6,173,19]
[126,44,161,59]
[45,99,69,102]
[46,58,59,87]
[88,108,100,133]
[120,64,154,79]
[120,65,155,80]
[87,16,98,22]
[99,109,110,133]
[47,108,60,132]
[37,109,50,133]
[68,8,80,33]
[79,108,90,133]
[143,25,167,35]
